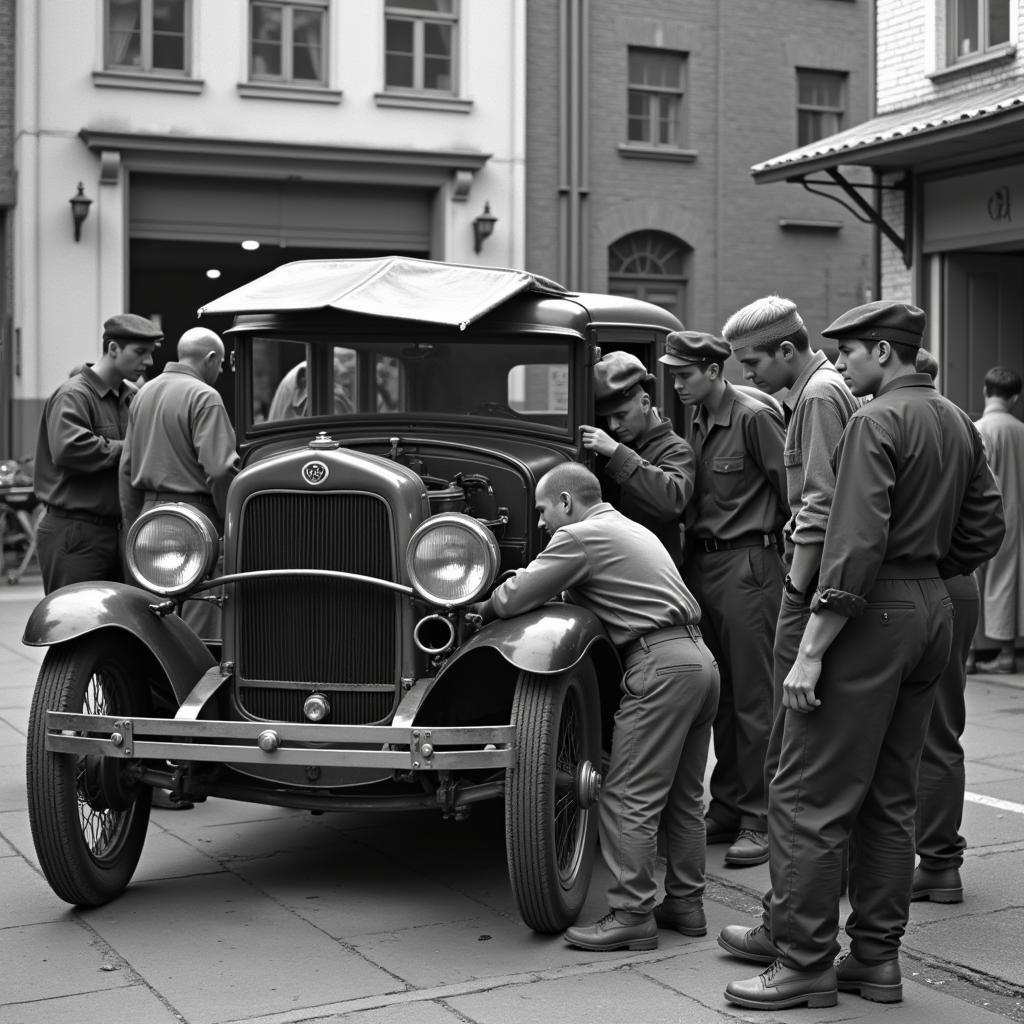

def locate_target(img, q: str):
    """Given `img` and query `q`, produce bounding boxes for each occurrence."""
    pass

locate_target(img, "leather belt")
[692,531,778,553]
[620,623,702,661]
[44,504,120,527]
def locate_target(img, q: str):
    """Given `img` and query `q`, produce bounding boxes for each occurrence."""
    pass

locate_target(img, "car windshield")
[248,335,573,433]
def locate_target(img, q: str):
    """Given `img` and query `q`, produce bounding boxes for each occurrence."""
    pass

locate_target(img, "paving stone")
[0,985,181,1024]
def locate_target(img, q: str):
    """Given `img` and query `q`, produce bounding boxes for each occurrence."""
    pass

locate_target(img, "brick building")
[525,0,874,368]
[754,0,1024,418]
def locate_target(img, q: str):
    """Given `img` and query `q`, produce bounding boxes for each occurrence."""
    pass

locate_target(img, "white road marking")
[964,791,1024,815]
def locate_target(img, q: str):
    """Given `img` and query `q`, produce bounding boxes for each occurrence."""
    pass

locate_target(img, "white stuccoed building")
[11,0,526,448]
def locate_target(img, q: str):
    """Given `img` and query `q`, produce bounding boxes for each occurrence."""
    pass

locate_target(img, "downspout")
[558,0,570,286]
[578,0,590,290]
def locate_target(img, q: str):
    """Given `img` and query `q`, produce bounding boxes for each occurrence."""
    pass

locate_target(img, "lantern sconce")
[69,183,93,242]
[472,202,498,254]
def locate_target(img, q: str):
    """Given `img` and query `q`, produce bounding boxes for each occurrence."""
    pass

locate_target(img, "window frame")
[383,0,459,95]
[795,68,847,147]
[248,0,330,88]
[104,0,191,75]
[626,47,687,150]
[946,0,1012,64]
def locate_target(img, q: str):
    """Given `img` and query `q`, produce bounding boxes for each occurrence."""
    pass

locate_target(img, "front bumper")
[44,713,514,770]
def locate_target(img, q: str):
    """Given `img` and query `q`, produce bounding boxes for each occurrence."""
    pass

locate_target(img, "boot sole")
[717,935,777,964]
[724,854,769,867]
[725,988,838,1009]
[911,888,963,903]
[656,923,707,936]
[839,980,903,1003]
[565,936,658,951]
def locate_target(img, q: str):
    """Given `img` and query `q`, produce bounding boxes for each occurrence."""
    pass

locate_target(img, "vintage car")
[24,256,682,933]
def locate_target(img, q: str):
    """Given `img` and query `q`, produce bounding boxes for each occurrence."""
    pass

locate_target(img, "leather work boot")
[835,952,903,1003]
[976,653,1017,674]
[717,923,778,964]
[725,828,769,867]
[653,900,707,936]
[705,814,736,845]
[564,910,658,951]
[911,865,963,903]
[724,958,838,1010]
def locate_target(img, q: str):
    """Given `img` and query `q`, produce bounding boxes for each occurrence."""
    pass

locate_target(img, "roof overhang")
[752,81,1024,184]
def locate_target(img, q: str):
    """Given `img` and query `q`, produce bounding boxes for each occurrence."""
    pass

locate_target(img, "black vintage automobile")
[24,257,682,932]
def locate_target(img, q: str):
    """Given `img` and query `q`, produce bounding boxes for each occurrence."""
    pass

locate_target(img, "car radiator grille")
[234,491,400,724]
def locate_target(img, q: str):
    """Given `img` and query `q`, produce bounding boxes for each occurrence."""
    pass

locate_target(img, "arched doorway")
[608,230,690,324]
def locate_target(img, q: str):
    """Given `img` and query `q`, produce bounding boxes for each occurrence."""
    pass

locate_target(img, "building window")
[948,0,1011,61]
[627,49,687,148]
[796,69,846,146]
[105,0,189,73]
[608,231,690,322]
[250,0,327,85]
[384,1,457,93]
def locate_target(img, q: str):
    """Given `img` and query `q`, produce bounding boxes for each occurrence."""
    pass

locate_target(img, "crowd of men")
[30,293,1018,1010]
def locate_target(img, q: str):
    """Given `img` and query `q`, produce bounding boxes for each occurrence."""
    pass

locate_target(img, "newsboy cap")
[594,351,655,412]
[660,330,731,367]
[102,313,164,345]
[821,300,926,347]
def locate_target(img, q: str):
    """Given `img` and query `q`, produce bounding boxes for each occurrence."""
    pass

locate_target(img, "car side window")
[254,339,309,423]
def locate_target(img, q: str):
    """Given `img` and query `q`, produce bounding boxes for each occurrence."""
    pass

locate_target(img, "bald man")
[119,327,238,639]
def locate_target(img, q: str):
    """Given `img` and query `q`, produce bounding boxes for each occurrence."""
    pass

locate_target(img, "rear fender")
[22,582,217,706]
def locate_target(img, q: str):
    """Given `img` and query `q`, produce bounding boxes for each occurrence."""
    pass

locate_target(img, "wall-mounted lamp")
[69,183,93,242]
[472,202,498,254]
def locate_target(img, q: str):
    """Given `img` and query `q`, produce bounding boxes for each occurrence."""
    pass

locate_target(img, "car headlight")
[125,504,219,596]
[406,513,501,607]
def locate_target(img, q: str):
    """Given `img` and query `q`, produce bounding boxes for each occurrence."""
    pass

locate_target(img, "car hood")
[198,256,567,330]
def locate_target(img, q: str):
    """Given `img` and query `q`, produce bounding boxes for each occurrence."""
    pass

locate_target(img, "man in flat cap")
[470,463,718,952]
[715,295,858,958]
[723,300,1004,1011]
[579,351,694,571]
[120,326,238,641]
[660,329,787,868]
[33,313,162,592]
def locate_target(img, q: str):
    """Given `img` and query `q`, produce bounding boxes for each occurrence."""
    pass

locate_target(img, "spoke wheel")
[506,663,600,932]
[26,636,151,906]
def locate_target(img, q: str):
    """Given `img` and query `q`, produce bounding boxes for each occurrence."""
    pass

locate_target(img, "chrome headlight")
[125,504,219,596]
[406,513,501,607]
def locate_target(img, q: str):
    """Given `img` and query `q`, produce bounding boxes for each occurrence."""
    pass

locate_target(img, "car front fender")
[440,604,616,679]
[22,581,217,706]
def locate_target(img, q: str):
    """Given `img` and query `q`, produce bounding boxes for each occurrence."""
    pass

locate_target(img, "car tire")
[26,635,152,907]
[505,662,600,933]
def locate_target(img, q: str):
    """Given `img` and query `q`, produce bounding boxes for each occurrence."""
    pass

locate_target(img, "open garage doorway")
[130,239,427,424]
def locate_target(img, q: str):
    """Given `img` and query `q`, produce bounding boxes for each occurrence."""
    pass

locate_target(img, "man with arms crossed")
[472,463,718,950]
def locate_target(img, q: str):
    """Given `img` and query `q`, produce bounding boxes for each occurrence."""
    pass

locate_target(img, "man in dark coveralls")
[471,463,718,951]
[33,313,162,593]
[723,301,1004,1011]
[661,329,787,868]
[580,351,694,571]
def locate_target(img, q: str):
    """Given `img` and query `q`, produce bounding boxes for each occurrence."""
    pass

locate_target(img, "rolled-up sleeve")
[484,531,591,619]
[604,438,695,524]
[811,417,896,618]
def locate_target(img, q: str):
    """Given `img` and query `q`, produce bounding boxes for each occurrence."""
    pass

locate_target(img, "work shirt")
[813,374,1005,618]
[33,365,133,520]
[600,415,695,567]
[781,351,860,560]
[482,502,700,647]
[687,383,787,541]
[120,363,238,527]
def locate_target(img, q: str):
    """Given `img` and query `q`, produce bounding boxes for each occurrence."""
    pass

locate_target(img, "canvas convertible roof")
[199,256,568,330]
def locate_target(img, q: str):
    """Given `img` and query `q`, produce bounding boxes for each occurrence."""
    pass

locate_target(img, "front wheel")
[26,636,152,906]
[506,663,601,932]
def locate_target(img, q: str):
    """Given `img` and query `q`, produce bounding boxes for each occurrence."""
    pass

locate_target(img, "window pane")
[107,0,142,67]
[798,71,840,107]
[386,0,454,11]
[423,22,452,89]
[154,0,185,34]
[627,92,651,142]
[424,22,451,58]
[292,9,324,81]
[629,50,680,88]
[798,110,820,147]
[989,0,1010,45]
[252,5,282,77]
[153,33,185,70]
[954,0,980,55]
[386,52,414,87]
[657,96,678,146]
[386,18,414,53]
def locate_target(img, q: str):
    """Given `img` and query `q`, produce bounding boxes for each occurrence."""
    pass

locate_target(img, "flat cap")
[102,313,163,345]
[659,330,730,367]
[821,300,926,347]
[594,351,654,412]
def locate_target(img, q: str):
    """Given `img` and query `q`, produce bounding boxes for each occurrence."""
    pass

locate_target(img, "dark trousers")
[600,628,719,914]
[37,510,121,594]
[685,545,782,831]
[916,573,979,870]
[768,572,953,970]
